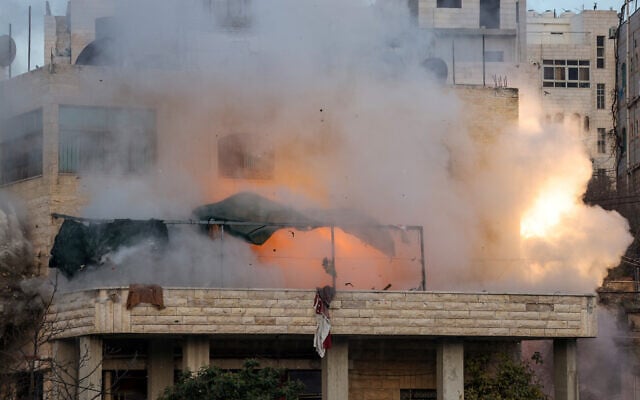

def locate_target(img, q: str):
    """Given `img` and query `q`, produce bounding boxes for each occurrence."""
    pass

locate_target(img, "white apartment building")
[527,9,618,180]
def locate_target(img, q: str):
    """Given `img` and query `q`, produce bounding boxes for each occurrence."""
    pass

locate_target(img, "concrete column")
[103,371,113,400]
[182,336,210,373]
[437,341,464,400]
[321,337,349,400]
[78,336,103,400]
[49,339,78,400]
[554,339,578,400]
[148,339,175,400]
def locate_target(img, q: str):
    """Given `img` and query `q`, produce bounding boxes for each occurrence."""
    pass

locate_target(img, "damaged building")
[0,1,597,400]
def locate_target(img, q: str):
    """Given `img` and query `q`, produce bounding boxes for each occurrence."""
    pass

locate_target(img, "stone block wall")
[50,288,597,339]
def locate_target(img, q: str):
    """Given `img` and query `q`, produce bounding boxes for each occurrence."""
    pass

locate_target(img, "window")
[400,389,437,399]
[542,60,590,88]
[288,370,321,400]
[484,50,504,62]
[480,0,500,29]
[596,35,605,68]
[58,106,155,174]
[584,115,590,131]
[597,128,607,154]
[0,109,43,185]
[597,83,605,109]
[437,0,461,8]
[218,133,274,179]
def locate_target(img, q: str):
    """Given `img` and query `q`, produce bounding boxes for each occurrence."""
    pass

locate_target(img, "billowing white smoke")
[0,196,52,342]
[54,0,631,294]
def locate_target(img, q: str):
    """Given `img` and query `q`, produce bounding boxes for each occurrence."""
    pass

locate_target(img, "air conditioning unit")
[609,26,617,39]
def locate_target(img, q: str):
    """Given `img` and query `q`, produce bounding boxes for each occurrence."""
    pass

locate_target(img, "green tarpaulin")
[49,219,168,278]
[193,192,395,256]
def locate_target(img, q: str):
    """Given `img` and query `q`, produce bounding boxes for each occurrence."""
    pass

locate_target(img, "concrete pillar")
[78,336,103,400]
[148,339,175,400]
[554,339,578,400]
[437,341,464,400]
[49,339,78,400]
[182,336,210,373]
[321,337,349,400]
[103,371,113,400]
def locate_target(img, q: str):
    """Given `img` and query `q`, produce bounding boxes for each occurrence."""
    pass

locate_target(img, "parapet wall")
[50,288,597,339]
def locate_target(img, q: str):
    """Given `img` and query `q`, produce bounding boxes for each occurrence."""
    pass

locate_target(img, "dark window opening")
[400,389,437,399]
[598,128,607,153]
[218,133,275,179]
[584,115,590,131]
[58,106,156,175]
[437,0,462,8]
[480,0,500,29]
[288,370,321,400]
[0,109,43,185]
[107,370,147,400]
[596,35,605,68]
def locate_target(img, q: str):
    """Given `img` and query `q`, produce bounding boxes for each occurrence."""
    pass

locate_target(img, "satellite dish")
[0,35,16,67]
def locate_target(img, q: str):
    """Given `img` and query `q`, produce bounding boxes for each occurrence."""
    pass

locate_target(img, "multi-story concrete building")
[0,2,595,400]
[617,7,640,191]
[526,9,619,181]
[411,0,527,85]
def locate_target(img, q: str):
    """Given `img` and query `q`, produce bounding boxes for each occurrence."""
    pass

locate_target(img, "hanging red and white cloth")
[313,286,335,358]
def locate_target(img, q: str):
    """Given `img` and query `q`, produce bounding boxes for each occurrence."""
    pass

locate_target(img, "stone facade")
[50,288,597,339]
[527,10,618,179]
[45,288,594,400]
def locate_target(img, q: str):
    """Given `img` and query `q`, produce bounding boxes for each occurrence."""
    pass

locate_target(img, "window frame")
[597,128,607,154]
[596,83,606,109]
[0,109,44,185]
[596,35,605,69]
[542,59,590,88]
[58,105,156,175]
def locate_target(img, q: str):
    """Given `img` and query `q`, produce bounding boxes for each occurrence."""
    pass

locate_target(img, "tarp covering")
[49,219,168,278]
[193,192,395,256]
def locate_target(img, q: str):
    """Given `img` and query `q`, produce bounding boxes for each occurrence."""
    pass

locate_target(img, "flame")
[251,227,421,290]
[520,179,577,239]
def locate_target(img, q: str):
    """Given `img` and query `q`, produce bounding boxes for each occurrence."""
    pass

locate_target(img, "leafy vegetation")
[159,359,304,400]
[464,353,547,400]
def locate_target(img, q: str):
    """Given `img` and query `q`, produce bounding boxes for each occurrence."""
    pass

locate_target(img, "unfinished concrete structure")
[412,0,527,86]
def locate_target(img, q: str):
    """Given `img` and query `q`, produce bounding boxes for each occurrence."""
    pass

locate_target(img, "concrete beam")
[182,336,210,373]
[148,339,175,400]
[437,341,464,400]
[554,339,578,400]
[78,336,103,400]
[321,337,349,400]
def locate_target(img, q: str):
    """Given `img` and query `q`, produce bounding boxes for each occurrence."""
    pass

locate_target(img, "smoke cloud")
[44,0,631,294]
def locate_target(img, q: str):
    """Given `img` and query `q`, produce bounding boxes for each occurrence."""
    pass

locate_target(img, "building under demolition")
[0,1,601,400]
